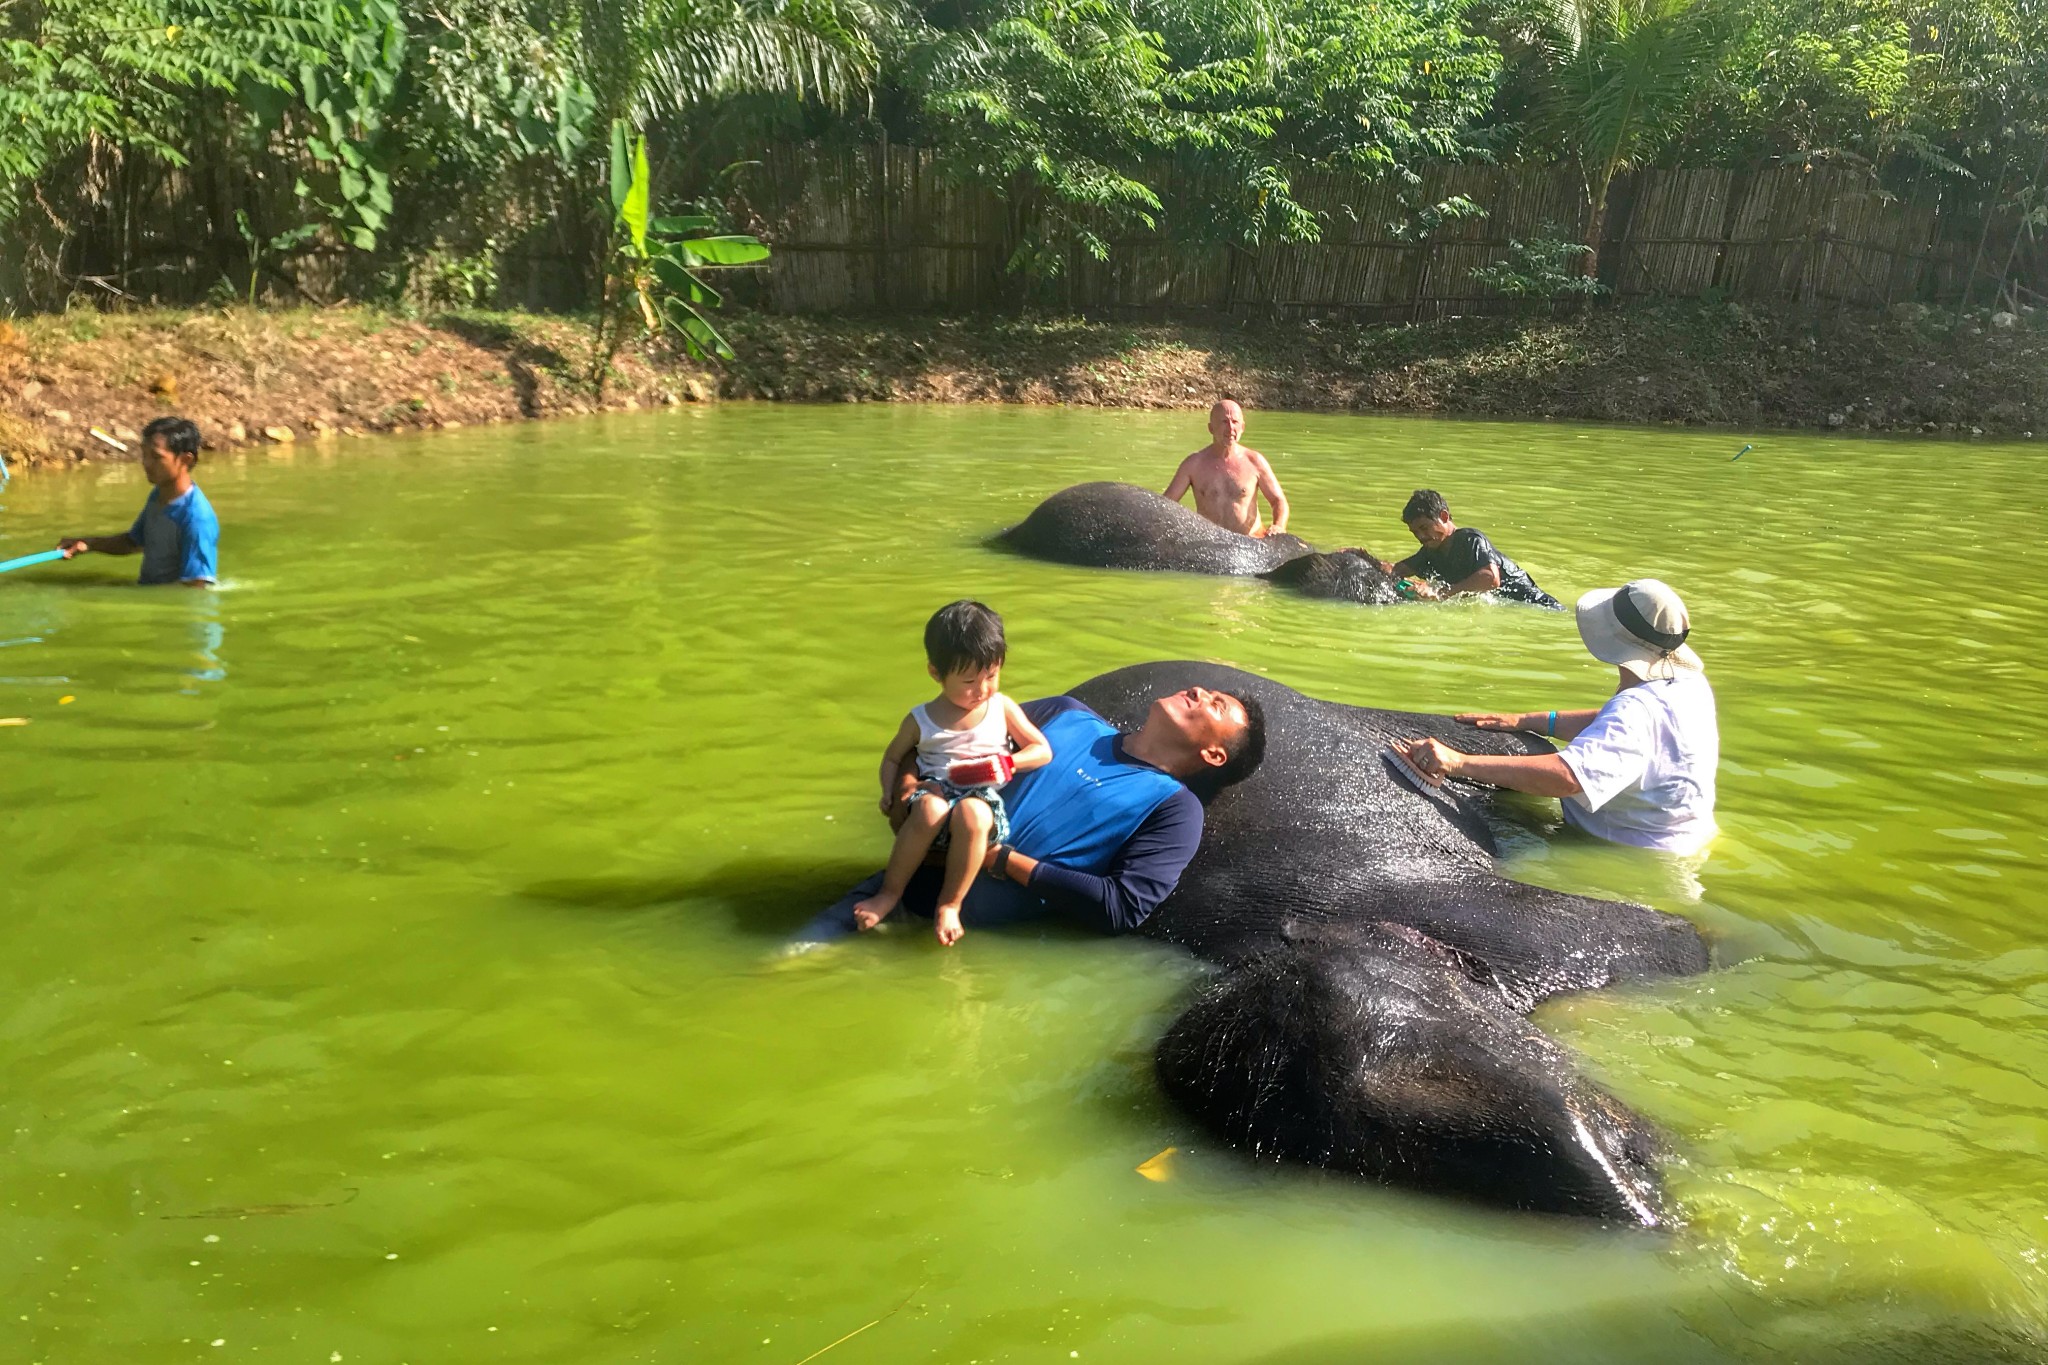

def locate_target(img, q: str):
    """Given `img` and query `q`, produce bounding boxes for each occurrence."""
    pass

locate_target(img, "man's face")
[1150,686,1248,770]
[139,435,188,487]
[1406,514,1453,550]
[1208,403,1244,446]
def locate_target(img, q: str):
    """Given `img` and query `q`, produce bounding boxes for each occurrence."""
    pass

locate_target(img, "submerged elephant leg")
[1155,922,1669,1226]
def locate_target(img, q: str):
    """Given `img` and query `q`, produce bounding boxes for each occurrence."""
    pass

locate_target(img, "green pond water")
[2,405,2045,1364]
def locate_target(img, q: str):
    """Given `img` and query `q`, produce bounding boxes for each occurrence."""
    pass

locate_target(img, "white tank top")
[912,696,1012,780]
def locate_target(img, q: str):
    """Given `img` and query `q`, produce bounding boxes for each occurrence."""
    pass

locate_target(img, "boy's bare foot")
[934,904,965,946]
[853,895,896,931]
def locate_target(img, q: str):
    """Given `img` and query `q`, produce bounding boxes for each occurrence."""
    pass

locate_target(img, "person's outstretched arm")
[1000,696,1052,775]
[58,533,139,558]
[1460,709,1600,743]
[1393,737,1583,797]
[982,788,1204,933]
[1252,453,1289,536]
[1434,531,1504,597]
[1441,562,1503,596]
[1441,564,1507,593]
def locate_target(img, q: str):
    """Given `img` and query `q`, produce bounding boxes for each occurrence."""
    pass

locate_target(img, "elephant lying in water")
[998,481,1405,604]
[1070,661,1708,1226]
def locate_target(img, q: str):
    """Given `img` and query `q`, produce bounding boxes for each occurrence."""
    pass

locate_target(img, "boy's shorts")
[909,781,1011,847]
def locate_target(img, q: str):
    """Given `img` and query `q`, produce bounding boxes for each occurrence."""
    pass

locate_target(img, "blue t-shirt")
[128,485,219,585]
[1003,697,1205,933]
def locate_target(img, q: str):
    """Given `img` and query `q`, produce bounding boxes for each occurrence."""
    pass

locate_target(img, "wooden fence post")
[874,131,890,308]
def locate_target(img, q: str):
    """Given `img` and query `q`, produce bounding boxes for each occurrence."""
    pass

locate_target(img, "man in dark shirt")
[794,684,1266,944]
[1385,489,1561,609]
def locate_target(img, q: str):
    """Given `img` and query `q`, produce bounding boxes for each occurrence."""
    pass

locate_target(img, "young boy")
[1163,399,1290,538]
[853,600,1051,946]
[58,416,219,586]
[1380,489,1559,609]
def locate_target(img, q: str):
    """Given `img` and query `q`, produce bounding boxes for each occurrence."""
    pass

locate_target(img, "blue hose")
[0,548,67,575]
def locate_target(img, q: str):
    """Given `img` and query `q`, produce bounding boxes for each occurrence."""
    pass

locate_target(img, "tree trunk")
[1583,161,1618,281]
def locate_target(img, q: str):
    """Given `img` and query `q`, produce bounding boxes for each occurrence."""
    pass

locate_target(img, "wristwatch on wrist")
[994,844,1012,879]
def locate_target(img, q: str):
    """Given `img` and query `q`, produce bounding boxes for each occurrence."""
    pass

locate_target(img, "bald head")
[1208,399,1245,445]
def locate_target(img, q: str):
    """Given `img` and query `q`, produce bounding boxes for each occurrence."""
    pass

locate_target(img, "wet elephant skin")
[1069,661,1708,1225]
[1000,483,1410,608]
[998,481,1316,575]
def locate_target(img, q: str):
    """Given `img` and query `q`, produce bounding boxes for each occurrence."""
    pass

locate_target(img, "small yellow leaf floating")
[0,717,29,727]
[1135,1146,1177,1183]
[58,695,75,705]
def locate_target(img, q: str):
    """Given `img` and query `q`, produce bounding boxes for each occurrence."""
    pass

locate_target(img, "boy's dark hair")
[924,599,1006,678]
[1401,488,1450,523]
[1211,690,1267,788]
[143,416,203,463]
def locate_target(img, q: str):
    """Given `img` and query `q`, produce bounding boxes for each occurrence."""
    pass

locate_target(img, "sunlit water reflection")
[2,405,2043,1362]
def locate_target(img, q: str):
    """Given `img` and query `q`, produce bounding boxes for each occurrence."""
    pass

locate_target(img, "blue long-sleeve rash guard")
[1003,696,1205,934]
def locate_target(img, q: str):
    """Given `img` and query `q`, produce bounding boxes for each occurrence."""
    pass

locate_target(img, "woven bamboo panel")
[721,145,1998,316]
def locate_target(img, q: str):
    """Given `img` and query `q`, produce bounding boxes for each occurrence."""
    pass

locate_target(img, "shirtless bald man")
[1164,400,1290,538]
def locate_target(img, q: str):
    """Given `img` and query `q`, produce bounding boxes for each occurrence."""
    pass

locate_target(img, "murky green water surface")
[3,406,2045,1363]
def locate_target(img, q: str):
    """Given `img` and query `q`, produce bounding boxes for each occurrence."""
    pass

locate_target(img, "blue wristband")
[1546,710,1557,737]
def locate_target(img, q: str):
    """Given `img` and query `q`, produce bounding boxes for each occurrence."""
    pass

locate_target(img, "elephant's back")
[1066,660,1710,1001]
[999,482,1312,575]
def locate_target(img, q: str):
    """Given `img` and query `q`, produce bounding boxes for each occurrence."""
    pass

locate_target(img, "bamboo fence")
[729,144,2000,317]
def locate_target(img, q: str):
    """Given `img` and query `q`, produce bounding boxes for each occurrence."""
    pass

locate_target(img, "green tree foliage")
[1503,0,1730,275]
[1690,0,2046,176]
[590,119,769,389]
[571,0,883,130]
[1268,0,1500,172]
[1694,0,1917,161]
[2,0,2041,312]
[903,0,1281,276]
[0,0,346,214]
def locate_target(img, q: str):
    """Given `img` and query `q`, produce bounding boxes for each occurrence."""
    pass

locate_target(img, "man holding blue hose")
[57,416,219,587]
[795,684,1266,943]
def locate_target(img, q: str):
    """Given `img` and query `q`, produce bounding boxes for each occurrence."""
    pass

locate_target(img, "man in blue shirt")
[58,416,219,586]
[797,684,1266,943]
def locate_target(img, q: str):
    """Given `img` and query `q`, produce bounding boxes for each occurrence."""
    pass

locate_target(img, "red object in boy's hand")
[947,753,1016,788]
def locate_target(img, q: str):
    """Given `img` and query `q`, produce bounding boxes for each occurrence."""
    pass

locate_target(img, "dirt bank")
[0,307,699,470]
[2,301,2040,469]
[717,304,2046,436]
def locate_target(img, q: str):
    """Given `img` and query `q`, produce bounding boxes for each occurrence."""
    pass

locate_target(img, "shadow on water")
[519,856,879,939]
[2,578,163,592]
[518,856,1115,950]
[1245,1298,2046,1365]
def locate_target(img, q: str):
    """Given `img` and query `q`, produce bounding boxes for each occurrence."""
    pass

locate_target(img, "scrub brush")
[1381,745,1444,795]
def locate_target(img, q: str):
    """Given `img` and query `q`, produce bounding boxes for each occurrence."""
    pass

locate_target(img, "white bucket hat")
[1576,579,1703,680]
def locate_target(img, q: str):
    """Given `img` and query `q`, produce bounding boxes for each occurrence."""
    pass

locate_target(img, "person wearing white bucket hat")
[1391,579,1719,855]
